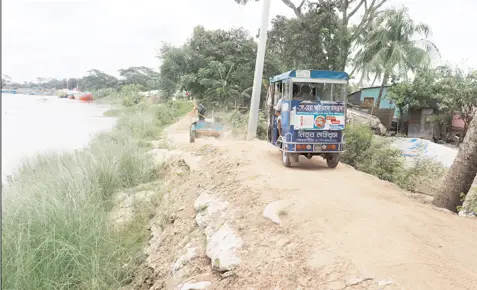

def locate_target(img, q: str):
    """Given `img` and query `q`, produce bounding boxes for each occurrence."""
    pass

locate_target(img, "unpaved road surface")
[163,117,477,290]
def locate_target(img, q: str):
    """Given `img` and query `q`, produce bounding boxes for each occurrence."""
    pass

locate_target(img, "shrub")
[342,124,444,192]
[120,84,145,107]
[341,125,375,167]
[395,157,445,193]
[343,125,404,182]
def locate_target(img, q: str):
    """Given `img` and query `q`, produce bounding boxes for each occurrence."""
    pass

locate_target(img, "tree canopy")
[354,7,439,108]
[389,66,477,137]
[158,26,282,107]
[236,0,388,71]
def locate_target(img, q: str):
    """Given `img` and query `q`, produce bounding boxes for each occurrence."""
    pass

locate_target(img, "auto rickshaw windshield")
[293,82,347,102]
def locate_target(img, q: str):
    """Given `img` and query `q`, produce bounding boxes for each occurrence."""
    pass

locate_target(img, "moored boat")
[78,92,93,102]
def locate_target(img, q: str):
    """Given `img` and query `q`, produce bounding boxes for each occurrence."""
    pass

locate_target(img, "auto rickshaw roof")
[270,70,349,83]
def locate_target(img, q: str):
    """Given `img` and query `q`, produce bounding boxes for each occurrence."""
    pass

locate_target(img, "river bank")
[1,93,116,181]
[2,98,192,289]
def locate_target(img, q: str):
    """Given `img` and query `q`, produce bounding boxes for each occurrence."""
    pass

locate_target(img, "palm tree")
[200,62,240,108]
[354,7,439,109]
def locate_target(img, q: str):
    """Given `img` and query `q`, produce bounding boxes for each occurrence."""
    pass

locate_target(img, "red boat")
[78,93,94,102]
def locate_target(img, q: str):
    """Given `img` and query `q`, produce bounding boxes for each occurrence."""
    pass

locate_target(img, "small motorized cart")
[189,116,224,143]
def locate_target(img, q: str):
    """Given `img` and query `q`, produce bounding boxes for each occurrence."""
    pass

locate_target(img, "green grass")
[2,100,192,290]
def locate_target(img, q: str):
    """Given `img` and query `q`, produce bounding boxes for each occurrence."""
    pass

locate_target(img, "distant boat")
[2,89,17,94]
[77,93,94,102]
[56,89,69,98]
[69,91,94,102]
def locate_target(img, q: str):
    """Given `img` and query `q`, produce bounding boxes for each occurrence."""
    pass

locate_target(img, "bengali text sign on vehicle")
[294,104,345,130]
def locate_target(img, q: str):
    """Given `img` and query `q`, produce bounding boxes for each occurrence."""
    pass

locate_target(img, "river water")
[1,94,116,181]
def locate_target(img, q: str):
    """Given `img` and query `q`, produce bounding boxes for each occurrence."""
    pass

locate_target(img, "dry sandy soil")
[140,116,477,290]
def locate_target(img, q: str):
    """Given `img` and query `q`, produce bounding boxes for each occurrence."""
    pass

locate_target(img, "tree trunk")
[432,110,477,212]
[375,73,388,109]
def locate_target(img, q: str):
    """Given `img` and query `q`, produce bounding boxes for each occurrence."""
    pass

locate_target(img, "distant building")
[348,86,398,114]
[348,86,398,129]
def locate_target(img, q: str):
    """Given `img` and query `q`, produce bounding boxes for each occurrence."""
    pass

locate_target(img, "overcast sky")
[2,0,475,82]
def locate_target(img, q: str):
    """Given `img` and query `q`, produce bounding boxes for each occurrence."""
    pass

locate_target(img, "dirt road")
[163,117,477,290]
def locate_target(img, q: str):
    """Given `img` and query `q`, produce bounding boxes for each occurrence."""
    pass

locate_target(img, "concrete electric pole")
[246,0,271,141]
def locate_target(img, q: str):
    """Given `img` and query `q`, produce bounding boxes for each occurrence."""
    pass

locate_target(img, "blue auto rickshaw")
[266,70,349,168]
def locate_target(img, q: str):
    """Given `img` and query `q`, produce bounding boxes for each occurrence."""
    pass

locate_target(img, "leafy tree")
[81,69,119,90]
[118,66,160,90]
[434,67,477,137]
[198,61,241,107]
[235,0,388,71]
[267,4,341,70]
[390,67,477,139]
[354,7,439,108]
[158,26,282,107]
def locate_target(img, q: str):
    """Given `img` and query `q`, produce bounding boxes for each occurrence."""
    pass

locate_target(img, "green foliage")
[82,69,119,90]
[354,7,439,107]
[92,87,118,99]
[153,100,193,127]
[388,69,439,109]
[342,124,444,191]
[267,4,341,70]
[198,61,241,107]
[118,66,160,91]
[395,156,445,193]
[120,84,145,107]
[435,67,477,131]
[343,125,403,181]
[158,26,282,106]
[389,66,477,136]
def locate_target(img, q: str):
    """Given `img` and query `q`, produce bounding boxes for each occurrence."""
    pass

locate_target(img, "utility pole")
[246,0,271,141]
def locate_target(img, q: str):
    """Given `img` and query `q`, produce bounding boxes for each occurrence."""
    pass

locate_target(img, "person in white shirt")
[275,96,283,137]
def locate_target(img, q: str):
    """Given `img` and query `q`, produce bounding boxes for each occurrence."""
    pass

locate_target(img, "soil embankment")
[140,116,477,290]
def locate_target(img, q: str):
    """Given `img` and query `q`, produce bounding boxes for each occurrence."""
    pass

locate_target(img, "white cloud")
[1,0,474,82]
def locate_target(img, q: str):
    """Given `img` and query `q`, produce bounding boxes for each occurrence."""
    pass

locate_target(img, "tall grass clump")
[342,124,444,193]
[2,100,191,289]
[2,132,156,289]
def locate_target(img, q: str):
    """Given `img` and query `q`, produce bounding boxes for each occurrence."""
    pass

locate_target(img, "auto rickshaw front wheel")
[326,154,340,168]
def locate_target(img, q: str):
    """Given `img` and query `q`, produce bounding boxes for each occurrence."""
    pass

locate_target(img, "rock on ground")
[194,192,242,272]
[180,281,212,290]
[172,244,198,273]
[263,199,294,225]
[206,222,242,272]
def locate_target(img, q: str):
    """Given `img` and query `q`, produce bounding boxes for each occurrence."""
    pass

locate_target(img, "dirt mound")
[136,116,477,290]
